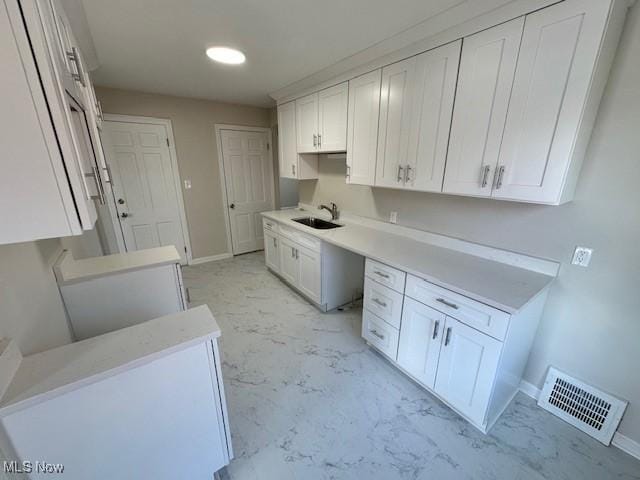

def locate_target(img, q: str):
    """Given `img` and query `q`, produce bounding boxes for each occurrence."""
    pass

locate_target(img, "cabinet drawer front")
[279,224,321,252]
[363,278,403,329]
[365,259,406,293]
[263,218,279,234]
[362,310,400,361]
[405,275,510,340]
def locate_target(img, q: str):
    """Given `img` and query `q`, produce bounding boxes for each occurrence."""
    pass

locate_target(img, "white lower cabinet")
[397,297,445,389]
[263,217,363,311]
[433,318,502,425]
[362,258,547,433]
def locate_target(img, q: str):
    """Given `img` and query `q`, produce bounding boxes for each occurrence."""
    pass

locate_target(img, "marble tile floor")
[183,252,640,480]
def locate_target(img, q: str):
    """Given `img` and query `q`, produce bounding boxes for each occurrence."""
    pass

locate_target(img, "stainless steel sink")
[292,217,343,230]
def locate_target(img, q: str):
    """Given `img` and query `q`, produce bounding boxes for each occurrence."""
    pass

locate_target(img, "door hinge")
[166,138,170,147]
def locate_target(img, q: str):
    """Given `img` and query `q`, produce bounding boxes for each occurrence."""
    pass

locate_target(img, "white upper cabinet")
[296,93,319,153]
[443,18,524,197]
[493,0,617,204]
[346,69,381,186]
[296,83,348,153]
[318,83,348,152]
[278,101,298,178]
[376,58,415,188]
[405,40,461,192]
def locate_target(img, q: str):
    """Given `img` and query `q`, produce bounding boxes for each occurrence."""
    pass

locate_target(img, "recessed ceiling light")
[206,47,246,65]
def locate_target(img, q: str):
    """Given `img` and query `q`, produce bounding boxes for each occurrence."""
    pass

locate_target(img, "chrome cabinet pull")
[273,237,277,248]
[444,327,452,346]
[292,164,296,176]
[346,165,351,180]
[295,248,299,259]
[397,165,404,182]
[318,134,321,147]
[291,247,295,258]
[66,47,86,87]
[372,298,387,308]
[374,270,390,279]
[480,165,491,187]
[436,298,459,310]
[370,329,385,340]
[313,134,317,147]
[494,165,505,189]
[432,320,440,339]
[405,165,412,183]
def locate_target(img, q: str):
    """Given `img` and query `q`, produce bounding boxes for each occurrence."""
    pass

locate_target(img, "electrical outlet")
[390,211,398,224]
[571,246,593,267]
[184,179,192,190]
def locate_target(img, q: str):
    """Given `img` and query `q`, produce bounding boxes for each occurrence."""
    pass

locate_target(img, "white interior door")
[220,129,274,255]
[102,120,188,263]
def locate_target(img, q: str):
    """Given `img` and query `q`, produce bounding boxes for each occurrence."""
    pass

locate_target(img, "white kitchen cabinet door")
[443,18,524,197]
[493,0,613,204]
[297,244,322,304]
[277,101,298,178]
[318,82,348,152]
[264,230,280,274]
[346,69,381,186]
[405,40,461,193]
[279,236,299,286]
[376,57,416,188]
[397,298,446,389]
[434,317,502,425]
[296,93,319,153]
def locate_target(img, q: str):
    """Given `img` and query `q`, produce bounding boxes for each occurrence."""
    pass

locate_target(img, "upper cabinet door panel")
[405,40,461,193]
[493,0,612,203]
[346,70,381,186]
[318,82,348,152]
[296,93,319,153]
[278,101,297,178]
[376,57,416,188]
[443,18,524,197]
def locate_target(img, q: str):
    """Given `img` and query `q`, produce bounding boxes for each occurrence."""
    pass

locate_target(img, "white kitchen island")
[0,306,232,480]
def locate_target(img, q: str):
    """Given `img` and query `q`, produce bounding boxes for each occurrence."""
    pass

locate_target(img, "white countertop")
[262,209,555,314]
[0,306,220,414]
[54,246,182,285]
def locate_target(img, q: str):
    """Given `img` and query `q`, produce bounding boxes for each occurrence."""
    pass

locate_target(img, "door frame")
[214,124,276,256]
[102,114,193,264]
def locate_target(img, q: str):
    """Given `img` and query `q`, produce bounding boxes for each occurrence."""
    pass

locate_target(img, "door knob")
[118,198,125,205]
[229,203,235,209]
[120,212,130,218]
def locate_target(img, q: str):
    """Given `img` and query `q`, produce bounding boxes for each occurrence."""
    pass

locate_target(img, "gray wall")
[0,240,72,356]
[300,4,640,443]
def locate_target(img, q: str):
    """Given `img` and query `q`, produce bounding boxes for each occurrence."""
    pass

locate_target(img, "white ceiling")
[81,0,473,107]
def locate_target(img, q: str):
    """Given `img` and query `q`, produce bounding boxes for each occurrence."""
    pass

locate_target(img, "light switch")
[390,211,398,224]
[184,180,192,190]
[571,246,593,267]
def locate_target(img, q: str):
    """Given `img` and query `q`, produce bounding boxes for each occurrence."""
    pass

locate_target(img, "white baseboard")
[518,381,639,460]
[189,253,233,265]
[612,432,640,460]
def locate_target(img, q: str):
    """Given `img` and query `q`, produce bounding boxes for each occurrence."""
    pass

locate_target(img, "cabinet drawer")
[365,259,406,293]
[263,218,279,234]
[362,310,399,361]
[405,274,510,341]
[279,224,321,252]
[363,278,403,329]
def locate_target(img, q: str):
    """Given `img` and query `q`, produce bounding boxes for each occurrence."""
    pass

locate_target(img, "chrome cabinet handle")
[436,298,459,310]
[444,327,452,346]
[318,134,321,147]
[273,237,277,248]
[480,165,491,187]
[313,134,317,147]
[494,165,505,189]
[432,320,440,339]
[292,164,296,176]
[295,248,299,259]
[374,271,390,279]
[397,165,404,182]
[66,47,86,87]
[346,165,351,180]
[370,329,385,340]
[372,298,387,308]
[405,165,412,183]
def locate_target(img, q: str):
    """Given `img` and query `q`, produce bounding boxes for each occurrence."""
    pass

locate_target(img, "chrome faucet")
[318,202,339,221]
